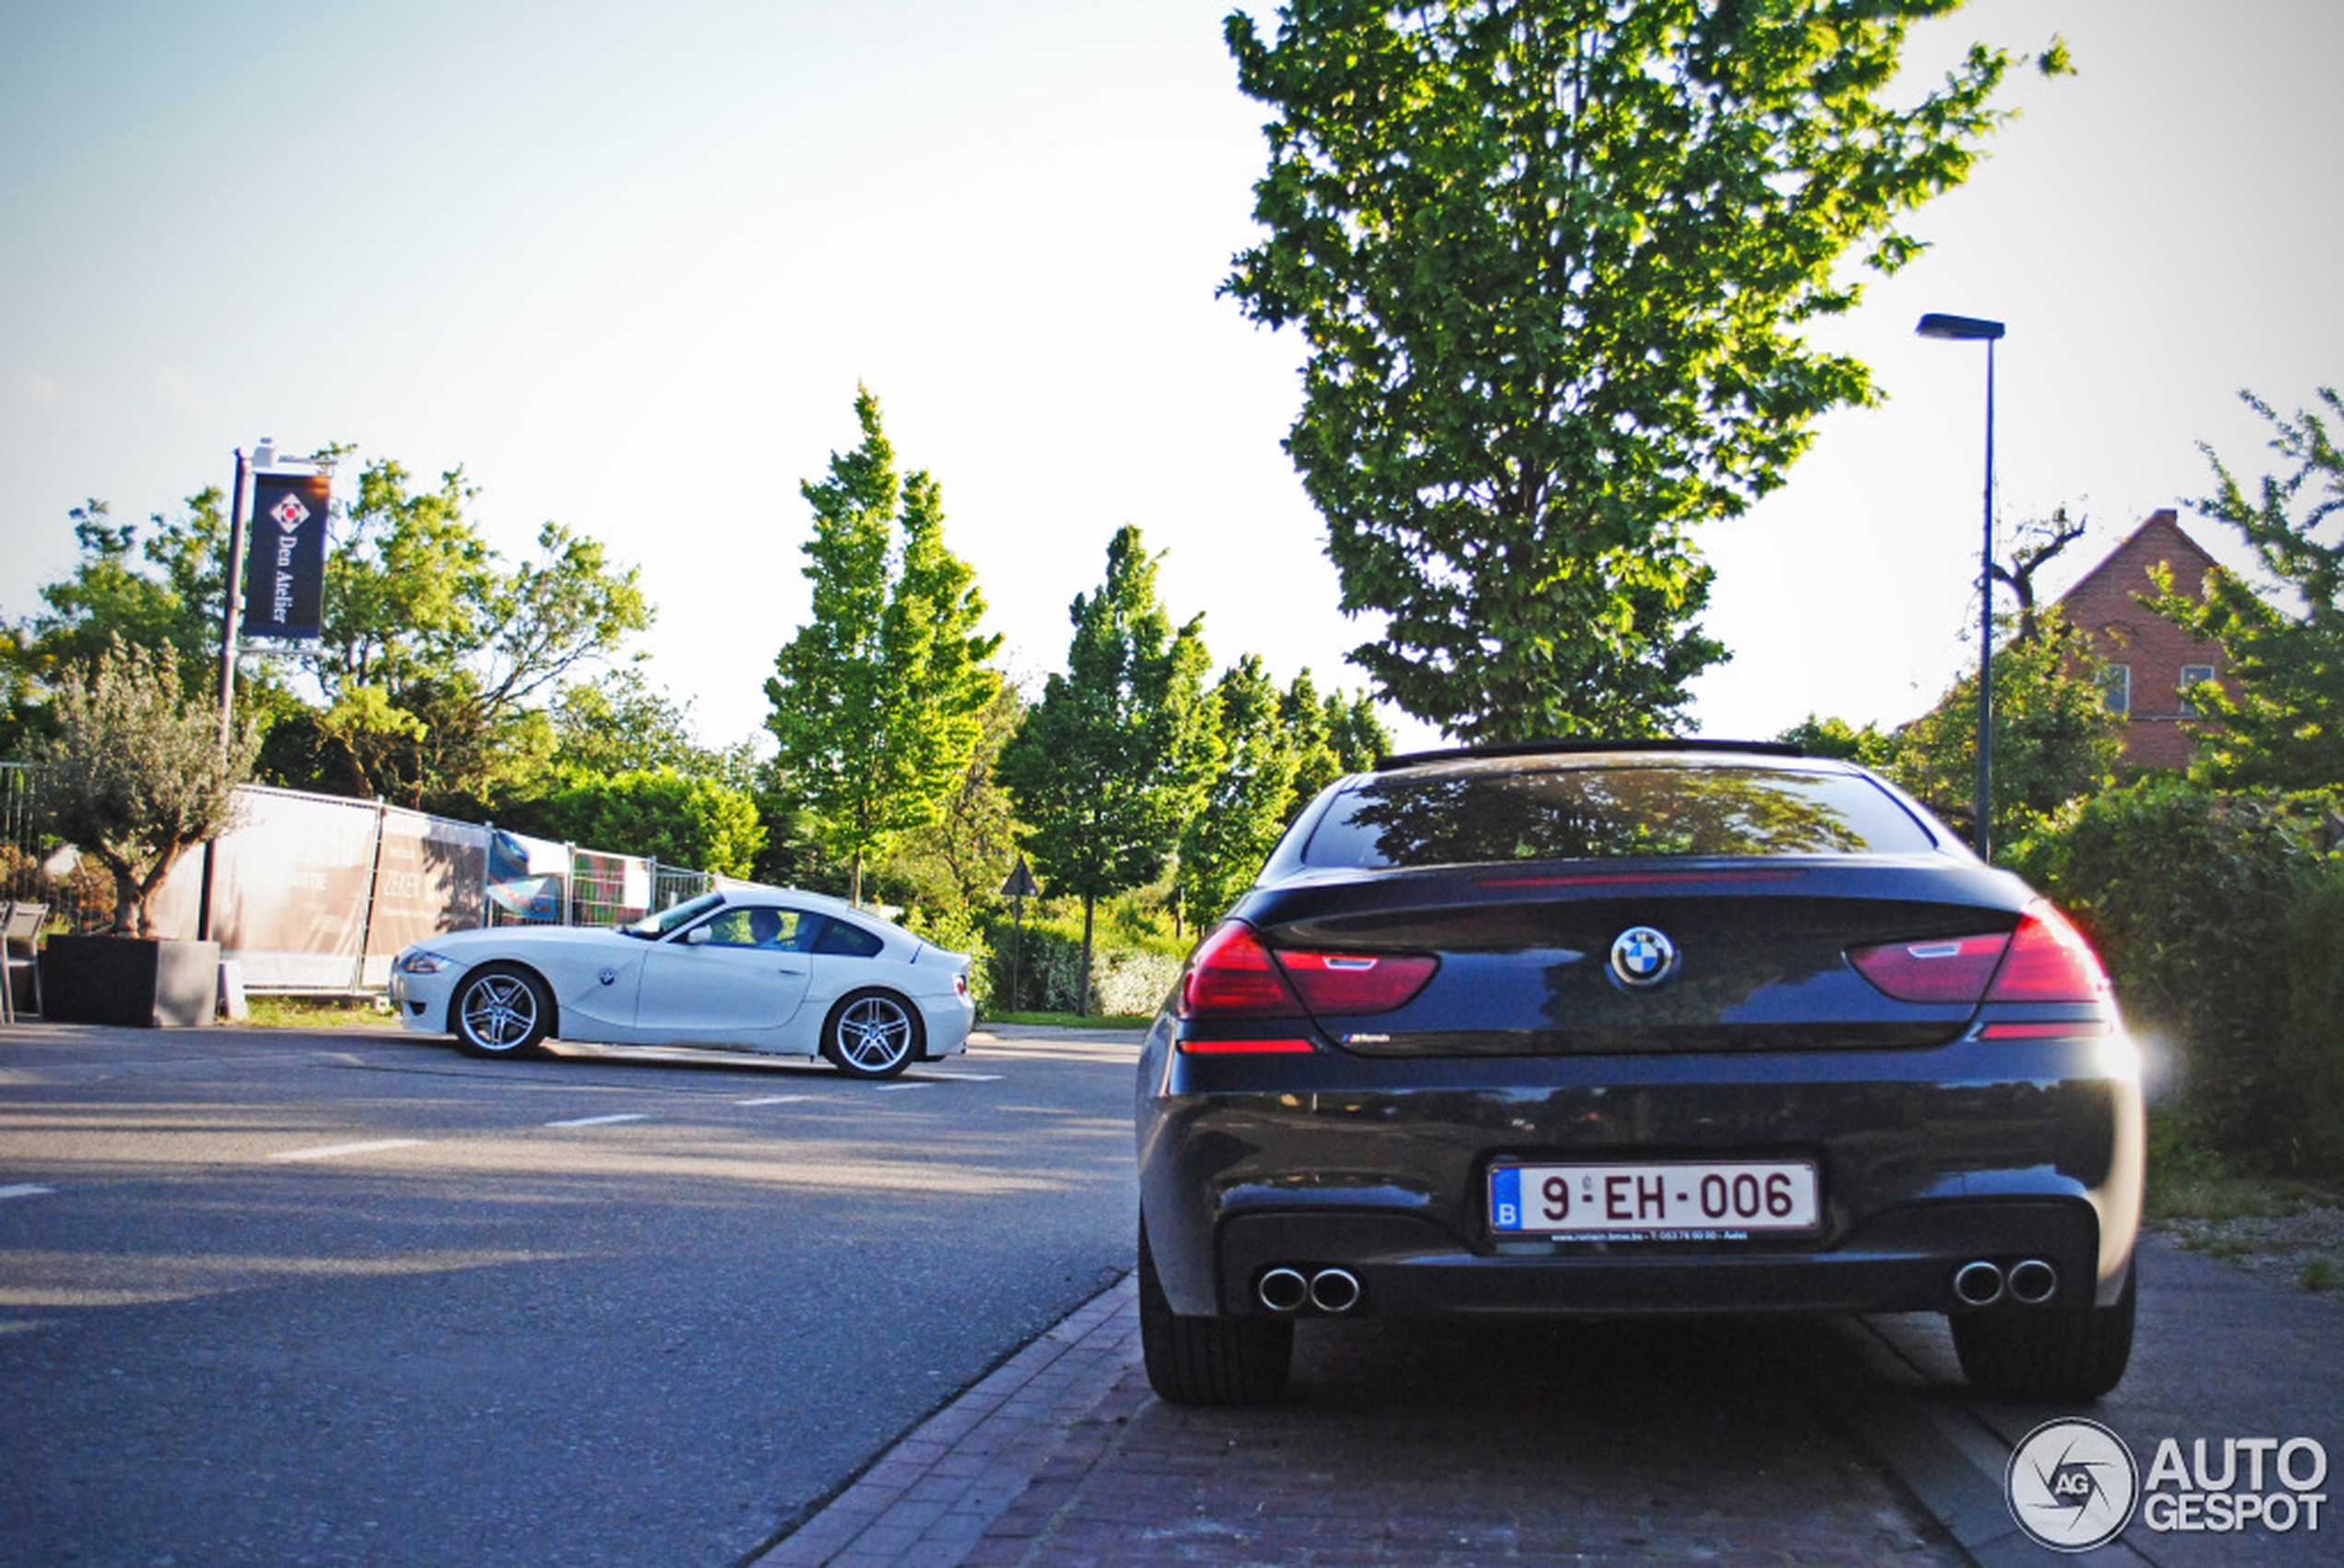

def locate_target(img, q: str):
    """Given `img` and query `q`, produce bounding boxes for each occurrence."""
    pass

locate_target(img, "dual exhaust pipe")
[1953,1257,2059,1308]
[1264,1257,2055,1314]
[1257,1265,1362,1315]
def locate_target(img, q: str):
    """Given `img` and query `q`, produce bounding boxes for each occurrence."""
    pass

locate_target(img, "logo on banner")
[270,493,310,532]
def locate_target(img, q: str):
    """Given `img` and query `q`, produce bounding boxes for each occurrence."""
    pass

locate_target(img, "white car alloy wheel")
[453,965,552,1058]
[825,990,919,1079]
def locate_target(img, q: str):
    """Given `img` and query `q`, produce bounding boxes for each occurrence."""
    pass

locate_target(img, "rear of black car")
[1135,746,2144,1405]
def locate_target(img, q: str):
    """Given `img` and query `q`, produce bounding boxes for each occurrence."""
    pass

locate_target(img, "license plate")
[1489,1160,1820,1239]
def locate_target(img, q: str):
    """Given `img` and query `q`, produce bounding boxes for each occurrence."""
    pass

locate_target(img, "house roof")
[2053,509,2220,609]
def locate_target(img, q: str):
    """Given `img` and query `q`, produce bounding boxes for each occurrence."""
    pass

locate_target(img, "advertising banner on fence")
[487,831,569,923]
[242,471,330,640]
[160,787,377,987]
[151,788,493,989]
[359,809,491,988]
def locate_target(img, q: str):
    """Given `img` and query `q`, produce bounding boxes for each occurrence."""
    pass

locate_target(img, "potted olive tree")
[30,640,259,1025]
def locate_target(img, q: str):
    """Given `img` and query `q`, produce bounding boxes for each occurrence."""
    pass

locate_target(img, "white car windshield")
[628,890,725,939]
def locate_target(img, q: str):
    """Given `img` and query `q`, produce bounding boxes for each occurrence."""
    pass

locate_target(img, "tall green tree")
[891,671,1026,913]
[2150,386,2344,791]
[1282,669,1389,804]
[494,768,766,880]
[765,389,1000,904]
[998,527,1217,1010]
[261,457,652,815]
[1179,655,1305,926]
[541,668,761,795]
[1224,0,2063,740]
[2,490,278,753]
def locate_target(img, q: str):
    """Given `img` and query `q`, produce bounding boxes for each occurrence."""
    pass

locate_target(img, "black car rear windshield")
[1301,763,1938,868]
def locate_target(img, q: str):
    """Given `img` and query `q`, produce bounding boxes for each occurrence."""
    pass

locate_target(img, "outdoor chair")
[1,900,46,1023]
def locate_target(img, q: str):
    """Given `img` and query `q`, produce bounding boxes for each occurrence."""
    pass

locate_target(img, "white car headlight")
[397,950,451,976]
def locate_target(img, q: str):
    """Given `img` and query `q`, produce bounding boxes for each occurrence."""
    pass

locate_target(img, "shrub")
[2022,776,2342,1171]
[30,640,258,936]
[983,911,1185,1017]
[2279,868,2344,1178]
[900,902,994,1018]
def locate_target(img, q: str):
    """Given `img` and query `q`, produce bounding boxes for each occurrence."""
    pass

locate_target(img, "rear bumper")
[915,991,975,1059]
[1137,1022,2144,1321]
[1214,1198,2106,1318]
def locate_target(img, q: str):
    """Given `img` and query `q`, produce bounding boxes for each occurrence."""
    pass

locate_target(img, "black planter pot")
[40,935,221,1027]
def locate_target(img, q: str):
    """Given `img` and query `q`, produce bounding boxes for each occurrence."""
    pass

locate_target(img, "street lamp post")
[1917,313,2004,862]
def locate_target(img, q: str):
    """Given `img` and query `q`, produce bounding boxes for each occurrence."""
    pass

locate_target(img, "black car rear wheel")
[1951,1259,2136,1401]
[1138,1221,1292,1406]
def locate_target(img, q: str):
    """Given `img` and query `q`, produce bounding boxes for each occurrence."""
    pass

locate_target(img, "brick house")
[2053,509,2230,771]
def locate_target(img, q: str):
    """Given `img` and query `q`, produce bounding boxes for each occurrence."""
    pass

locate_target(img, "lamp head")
[1917,313,2005,341]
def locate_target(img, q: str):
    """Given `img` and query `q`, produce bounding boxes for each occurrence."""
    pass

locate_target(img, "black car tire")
[1138,1221,1293,1406]
[451,964,554,1059]
[821,989,921,1079]
[1950,1259,2137,1401]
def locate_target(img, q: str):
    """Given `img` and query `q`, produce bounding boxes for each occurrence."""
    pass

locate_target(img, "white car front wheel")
[452,964,553,1059]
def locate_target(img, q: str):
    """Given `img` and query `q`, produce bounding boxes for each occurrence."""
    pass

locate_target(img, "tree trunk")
[1080,892,1096,1019]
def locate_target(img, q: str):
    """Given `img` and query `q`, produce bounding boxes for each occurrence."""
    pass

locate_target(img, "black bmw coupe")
[1135,742,2143,1405]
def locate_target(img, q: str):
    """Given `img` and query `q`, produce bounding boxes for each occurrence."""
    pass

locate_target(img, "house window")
[2179,664,2217,716]
[2101,663,2132,715]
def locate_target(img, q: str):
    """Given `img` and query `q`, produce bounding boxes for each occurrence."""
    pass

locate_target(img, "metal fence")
[0,763,105,931]
[0,761,728,978]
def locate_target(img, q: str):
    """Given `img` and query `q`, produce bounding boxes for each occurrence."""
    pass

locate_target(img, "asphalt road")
[0,1021,1140,1567]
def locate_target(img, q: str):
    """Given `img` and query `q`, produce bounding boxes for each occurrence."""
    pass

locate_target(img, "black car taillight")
[1983,901,2112,1004]
[1848,900,2111,1007]
[1179,922,1306,1020]
[1176,920,1437,1053]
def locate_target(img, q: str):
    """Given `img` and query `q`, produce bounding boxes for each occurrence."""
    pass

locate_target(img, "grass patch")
[243,994,401,1030]
[983,1010,1154,1031]
[2148,1115,2340,1223]
[2150,1113,2344,1299]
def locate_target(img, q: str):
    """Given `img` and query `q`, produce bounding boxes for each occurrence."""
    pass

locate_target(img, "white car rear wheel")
[822,990,920,1079]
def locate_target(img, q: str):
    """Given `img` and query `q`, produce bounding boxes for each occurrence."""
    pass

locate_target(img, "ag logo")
[1608,926,1677,990]
[270,493,310,532]
[2006,1418,2140,1552]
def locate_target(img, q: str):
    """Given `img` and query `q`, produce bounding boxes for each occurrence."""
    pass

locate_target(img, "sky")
[3,0,2338,761]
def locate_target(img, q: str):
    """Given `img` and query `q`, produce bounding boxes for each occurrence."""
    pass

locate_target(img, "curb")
[750,1276,1140,1566]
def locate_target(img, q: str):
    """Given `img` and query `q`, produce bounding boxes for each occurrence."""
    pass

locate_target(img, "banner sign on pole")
[241,471,331,640]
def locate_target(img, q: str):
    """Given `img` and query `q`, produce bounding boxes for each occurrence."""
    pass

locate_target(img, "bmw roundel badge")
[1609,926,1678,990]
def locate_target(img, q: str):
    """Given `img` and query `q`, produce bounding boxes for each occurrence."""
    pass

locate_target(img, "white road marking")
[921,1071,1002,1082]
[544,1113,651,1128]
[875,1083,934,1093]
[0,1184,54,1200]
[735,1095,810,1107]
[268,1140,429,1163]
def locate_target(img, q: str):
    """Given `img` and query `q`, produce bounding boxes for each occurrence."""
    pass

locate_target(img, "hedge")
[982,914,1186,1017]
[2015,777,2344,1175]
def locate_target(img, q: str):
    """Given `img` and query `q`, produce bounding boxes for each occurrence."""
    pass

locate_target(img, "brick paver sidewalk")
[757,1278,1961,1567]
